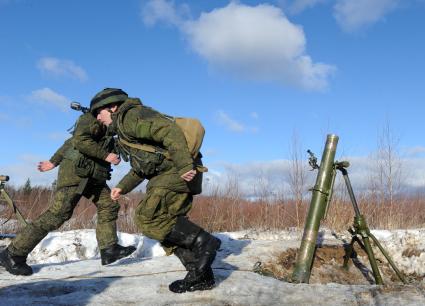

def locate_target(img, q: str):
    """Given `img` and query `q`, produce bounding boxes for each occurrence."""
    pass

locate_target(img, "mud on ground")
[256,244,424,285]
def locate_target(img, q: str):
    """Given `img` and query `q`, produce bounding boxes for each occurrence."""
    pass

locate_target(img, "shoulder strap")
[118,138,171,159]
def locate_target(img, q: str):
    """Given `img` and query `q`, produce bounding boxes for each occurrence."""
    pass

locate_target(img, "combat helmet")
[90,88,128,114]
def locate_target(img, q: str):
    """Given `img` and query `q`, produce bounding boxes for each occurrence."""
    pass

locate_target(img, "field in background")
[1,183,424,235]
[3,123,420,234]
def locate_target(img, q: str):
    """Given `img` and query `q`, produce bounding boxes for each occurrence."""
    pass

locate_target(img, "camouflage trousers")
[134,187,192,244]
[9,183,120,257]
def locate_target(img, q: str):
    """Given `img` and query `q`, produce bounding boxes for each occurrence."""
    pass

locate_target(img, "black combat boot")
[192,230,221,272]
[0,247,33,276]
[164,217,221,293]
[169,247,197,293]
[169,254,215,293]
[100,244,136,265]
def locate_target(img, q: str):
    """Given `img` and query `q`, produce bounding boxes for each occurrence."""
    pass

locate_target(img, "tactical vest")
[113,100,171,178]
[64,117,113,182]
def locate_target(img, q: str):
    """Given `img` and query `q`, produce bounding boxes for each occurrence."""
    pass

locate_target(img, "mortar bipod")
[334,162,406,284]
[0,175,28,226]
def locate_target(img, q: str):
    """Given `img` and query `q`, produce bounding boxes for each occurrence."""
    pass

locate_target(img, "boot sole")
[169,279,215,293]
[188,279,215,292]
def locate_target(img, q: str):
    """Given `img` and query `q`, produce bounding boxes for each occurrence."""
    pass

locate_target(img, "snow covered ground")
[0,228,425,305]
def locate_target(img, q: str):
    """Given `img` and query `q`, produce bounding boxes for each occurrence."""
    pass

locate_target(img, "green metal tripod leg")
[360,231,383,285]
[338,165,405,285]
[369,232,406,283]
[0,181,28,226]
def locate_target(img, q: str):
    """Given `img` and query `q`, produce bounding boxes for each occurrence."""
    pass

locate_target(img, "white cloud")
[37,57,88,81]
[333,0,399,32]
[215,110,245,132]
[205,159,312,198]
[28,88,70,111]
[142,1,335,91]
[203,152,425,198]
[289,0,327,14]
[401,158,425,188]
[404,146,425,157]
[141,0,187,27]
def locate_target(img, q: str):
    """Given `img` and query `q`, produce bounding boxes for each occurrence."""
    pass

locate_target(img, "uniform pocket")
[136,191,163,220]
[166,192,192,216]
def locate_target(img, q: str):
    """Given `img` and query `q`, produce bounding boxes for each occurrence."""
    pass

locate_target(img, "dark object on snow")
[100,244,136,265]
[0,247,33,276]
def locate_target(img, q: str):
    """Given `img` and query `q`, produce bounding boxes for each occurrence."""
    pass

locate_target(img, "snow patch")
[23,229,166,264]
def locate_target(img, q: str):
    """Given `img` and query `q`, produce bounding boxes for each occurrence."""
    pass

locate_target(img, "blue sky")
[1,0,425,196]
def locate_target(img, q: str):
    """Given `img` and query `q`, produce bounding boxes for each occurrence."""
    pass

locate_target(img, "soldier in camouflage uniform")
[0,111,136,276]
[91,88,221,293]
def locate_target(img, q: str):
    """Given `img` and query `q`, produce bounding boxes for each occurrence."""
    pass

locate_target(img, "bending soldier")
[0,111,136,276]
[91,88,221,293]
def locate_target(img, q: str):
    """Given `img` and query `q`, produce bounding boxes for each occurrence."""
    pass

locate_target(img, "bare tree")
[370,120,403,226]
[287,130,307,228]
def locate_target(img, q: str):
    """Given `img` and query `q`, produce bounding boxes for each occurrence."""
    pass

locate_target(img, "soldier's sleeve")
[124,109,194,176]
[116,168,145,194]
[49,138,73,166]
[72,113,109,160]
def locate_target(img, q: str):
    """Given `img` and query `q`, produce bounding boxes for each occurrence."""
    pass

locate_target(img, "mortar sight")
[0,175,10,182]
[70,102,89,113]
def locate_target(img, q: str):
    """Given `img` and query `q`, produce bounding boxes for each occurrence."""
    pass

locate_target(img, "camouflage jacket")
[112,98,194,194]
[49,113,114,189]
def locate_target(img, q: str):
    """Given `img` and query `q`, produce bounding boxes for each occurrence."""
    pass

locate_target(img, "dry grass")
[1,184,425,235]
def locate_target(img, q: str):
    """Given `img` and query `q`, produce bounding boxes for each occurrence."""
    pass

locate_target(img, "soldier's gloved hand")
[38,161,55,172]
[181,169,196,182]
[105,153,121,165]
[111,188,122,201]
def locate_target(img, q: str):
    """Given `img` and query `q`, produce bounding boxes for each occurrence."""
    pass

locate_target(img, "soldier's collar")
[109,112,119,133]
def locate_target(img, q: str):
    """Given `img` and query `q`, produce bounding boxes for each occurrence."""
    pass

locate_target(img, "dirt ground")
[257,244,424,285]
